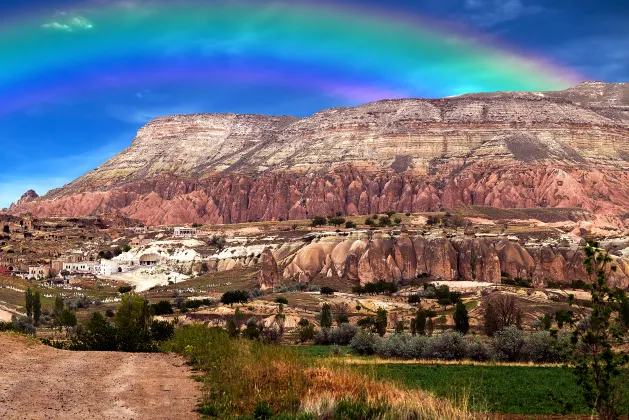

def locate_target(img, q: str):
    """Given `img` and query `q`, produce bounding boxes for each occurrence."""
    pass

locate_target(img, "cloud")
[43,15,94,32]
[463,0,545,27]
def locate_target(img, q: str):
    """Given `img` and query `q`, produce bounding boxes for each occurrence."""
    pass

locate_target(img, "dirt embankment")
[0,334,200,419]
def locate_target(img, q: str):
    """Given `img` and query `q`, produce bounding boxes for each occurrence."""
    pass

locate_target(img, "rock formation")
[281,233,629,289]
[7,82,629,227]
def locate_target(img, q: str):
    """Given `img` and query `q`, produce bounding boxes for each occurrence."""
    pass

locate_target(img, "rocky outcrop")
[282,234,629,289]
[7,82,629,225]
[258,248,281,290]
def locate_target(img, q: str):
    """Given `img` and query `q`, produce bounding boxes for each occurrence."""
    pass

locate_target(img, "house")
[62,261,100,274]
[173,227,197,238]
[28,266,50,279]
[99,259,121,275]
[139,254,160,266]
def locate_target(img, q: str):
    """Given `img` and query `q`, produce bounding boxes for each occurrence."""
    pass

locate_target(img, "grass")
[163,325,477,419]
[366,363,589,415]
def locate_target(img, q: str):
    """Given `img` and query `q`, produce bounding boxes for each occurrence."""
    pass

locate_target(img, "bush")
[425,332,467,360]
[345,221,356,229]
[465,337,491,361]
[118,285,133,294]
[365,218,374,226]
[152,300,174,315]
[492,325,525,361]
[69,312,117,351]
[328,324,358,345]
[274,297,289,305]
[350,331,379,355]
[12,316,35,335]
[151,320,175,342]
[115,295,155,352]
[311,216,327,227]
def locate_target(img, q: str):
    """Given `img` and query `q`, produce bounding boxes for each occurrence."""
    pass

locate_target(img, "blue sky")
[0,0,628,209]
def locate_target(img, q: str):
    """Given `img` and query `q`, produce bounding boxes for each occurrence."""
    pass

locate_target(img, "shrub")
[151,320,175,342]
[375,308,388,337]
[328,324,358,345]
[522,331,556,363]
[12,316,36,335]
[405,212,411,217]
[425,332,467,360]
[152,300,174,315]
[118,285,133,294]
[298,319,315,343]
[365,218,374,226]
[465,337,491,361]
[350,331,379,355]
[345,221,356,229]
[105,308,115,318]
[492,325,525,362]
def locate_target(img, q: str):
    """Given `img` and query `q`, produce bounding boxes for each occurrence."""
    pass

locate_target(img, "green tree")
[71,312,117,351]
[318,303,333,329]
[453,301,470,335]
[25,288,33,321]
[572,240,629,420]
[61,309,77,328]
[539,313,553,331]
[437,297,453,311]
[33,291,41,326]
[311,216,327,227]
[53,295,65,331]
[414,309,426,336]
[375,308,388,337]
[220,290,249,306]
[115,294,154,352]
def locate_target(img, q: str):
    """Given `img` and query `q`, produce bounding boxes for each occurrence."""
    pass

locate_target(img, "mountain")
[8,82,629,226]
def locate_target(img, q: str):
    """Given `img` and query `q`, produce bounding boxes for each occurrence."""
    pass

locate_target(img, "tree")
[275,297,289,305]
[408,294,421,305]
[333,303,349,325]
[151,300,174,315]
[115,294,153,352]
[318,303,333,329]
[53,295,65,331]
[453,302,469,335]
[539,313,553,331]
[437,297,453,311]
[298,318,315,343]
[414,309,427,336]
[375,308,388,337]
[395,320,405,334]
[33,291,41,326]
[345,221,356,229]
[483,294,522,336]
[572,240,629,420]
[25,288,33,321]
[220,290,249,306]
[61,309,77,328]
[320,286,336,296]
[311,216,327,227]
[71,312,117,351]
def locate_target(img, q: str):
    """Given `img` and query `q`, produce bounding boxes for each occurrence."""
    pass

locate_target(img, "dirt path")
[0,334,201,419]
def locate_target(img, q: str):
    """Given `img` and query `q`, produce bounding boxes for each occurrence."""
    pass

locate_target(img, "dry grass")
[302,365,481,420]
[165,325,483,419]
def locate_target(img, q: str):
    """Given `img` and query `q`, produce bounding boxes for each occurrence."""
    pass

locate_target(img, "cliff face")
[8,82,629,225]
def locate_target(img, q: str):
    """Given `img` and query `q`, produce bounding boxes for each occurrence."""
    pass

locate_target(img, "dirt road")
[0,334,201,419]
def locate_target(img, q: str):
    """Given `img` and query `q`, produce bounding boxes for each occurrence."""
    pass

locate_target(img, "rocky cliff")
[8,82,629,226]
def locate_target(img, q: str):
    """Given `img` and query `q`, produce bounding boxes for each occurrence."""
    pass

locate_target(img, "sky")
[0,0,628,209]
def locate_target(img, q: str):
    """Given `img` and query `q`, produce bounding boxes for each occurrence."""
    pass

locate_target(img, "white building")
[28,266,50,279]
[99,259,121,275]
[173,227,198,238]
[62,261,100,274]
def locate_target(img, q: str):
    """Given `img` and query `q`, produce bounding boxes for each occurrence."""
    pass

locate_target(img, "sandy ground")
[0,334,201,419]
[0,308,12,322]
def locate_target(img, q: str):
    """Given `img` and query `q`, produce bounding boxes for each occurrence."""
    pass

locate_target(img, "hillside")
[7,82,629,226]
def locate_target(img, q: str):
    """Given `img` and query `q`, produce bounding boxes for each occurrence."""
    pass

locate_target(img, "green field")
[367,364,590,415]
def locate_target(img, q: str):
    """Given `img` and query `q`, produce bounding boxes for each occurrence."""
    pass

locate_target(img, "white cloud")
[42,15,94,32]
[463,0,545,27]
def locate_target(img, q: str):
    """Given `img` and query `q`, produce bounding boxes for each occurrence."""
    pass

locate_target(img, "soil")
[0,334,201,419]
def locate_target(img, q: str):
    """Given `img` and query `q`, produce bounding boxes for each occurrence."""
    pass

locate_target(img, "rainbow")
[0,0,583,115]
